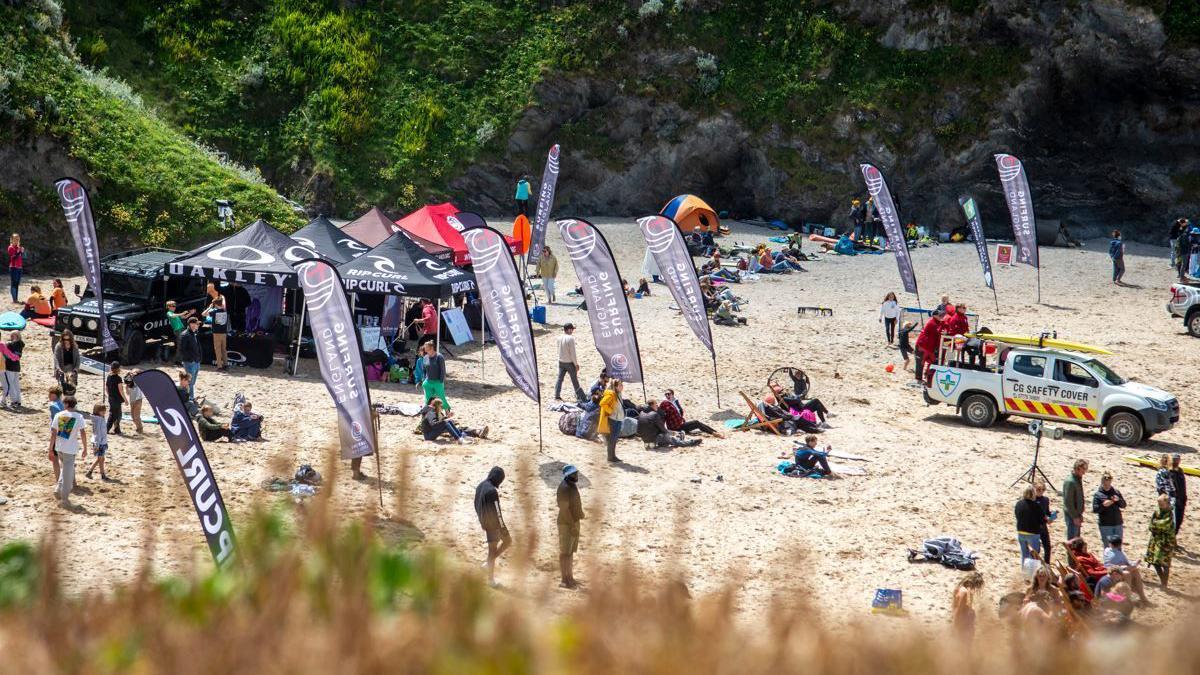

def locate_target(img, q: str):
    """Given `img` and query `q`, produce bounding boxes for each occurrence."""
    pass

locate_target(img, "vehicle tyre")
[960,394,997,428]
[119,330,145,365]
[1188,310,1200,338]
[1105,412,1144,446]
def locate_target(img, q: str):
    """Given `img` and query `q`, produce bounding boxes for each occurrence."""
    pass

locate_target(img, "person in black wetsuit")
[474,466,510,586]
[793,435,832,476]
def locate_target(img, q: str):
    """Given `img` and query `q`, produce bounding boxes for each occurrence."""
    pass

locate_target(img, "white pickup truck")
[1167,280,1200,337]
[923,341,1178,446]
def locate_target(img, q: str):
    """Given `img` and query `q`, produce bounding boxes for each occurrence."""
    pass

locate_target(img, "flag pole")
[372,415,383,509]
[992,286,1000,315]
[1036,265,1041,304]
[711,354,721,408]
[292,300,307,376]
[537,399,543,453]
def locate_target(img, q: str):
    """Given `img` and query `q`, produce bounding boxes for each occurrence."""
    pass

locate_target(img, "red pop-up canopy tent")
[394,203,517,265]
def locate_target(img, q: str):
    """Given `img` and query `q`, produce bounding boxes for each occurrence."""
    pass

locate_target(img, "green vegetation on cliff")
[0,1,301,246]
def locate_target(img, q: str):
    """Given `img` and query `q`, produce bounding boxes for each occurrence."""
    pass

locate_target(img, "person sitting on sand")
[792,435,833,476]
[588,370,610,399]
[20,285,51,319]
[635,278,652,296]
[713,299,746,326]
[1065,538,1107,592]
[636,403,699,449]
[1099,535,1148,603]
[768,383,831,426]
[418,398,487,443]
[656,395,722,437]
[197,404,232,442]
[230,400,264,442]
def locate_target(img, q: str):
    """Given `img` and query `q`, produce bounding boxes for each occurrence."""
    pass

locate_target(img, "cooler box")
[530,305,547,325]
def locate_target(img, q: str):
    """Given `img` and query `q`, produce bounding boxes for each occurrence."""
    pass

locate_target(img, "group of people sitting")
[19,280,67,319]
[172,371,265,443]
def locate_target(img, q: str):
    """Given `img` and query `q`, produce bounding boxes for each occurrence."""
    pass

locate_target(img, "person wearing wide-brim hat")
[557,464,585,588]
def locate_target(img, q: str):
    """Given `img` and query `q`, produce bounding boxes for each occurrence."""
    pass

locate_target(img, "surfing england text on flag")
[134,369,235,567]
[526,144,561,266]
[637,215,713,356]
[959,196,995,290]
[54,178,118,352]
[294,259,377,460]
[462,226,541,402]
[859,164,918,295]
[993,153,1040,268]
[556,218,644,383]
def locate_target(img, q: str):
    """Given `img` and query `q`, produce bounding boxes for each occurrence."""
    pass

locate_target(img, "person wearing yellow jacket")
[598,379,625,463]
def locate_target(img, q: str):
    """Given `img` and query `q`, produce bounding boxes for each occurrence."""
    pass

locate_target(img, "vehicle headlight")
[71,317,81,328]
[86,319,97,331]
[1149,399,1169,412]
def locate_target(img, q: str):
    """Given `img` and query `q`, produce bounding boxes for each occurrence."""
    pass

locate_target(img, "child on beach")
[86,403,109,480]
[898,320,917,384]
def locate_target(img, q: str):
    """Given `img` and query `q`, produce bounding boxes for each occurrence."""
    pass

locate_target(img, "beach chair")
[737,391,782,435]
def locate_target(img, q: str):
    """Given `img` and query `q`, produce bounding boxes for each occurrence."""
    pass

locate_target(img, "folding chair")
[737,391,782,435]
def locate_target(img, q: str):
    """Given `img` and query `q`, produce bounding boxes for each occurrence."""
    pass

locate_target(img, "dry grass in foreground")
[2,477,1200,675]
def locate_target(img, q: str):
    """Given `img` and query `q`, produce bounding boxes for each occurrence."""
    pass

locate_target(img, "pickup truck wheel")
[118,330,145,366]
[960,394,997,427]
[1187,311,1200,338]
[1105,412,1144,446]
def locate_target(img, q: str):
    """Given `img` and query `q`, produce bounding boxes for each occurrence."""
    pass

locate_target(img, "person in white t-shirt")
[49,395,87,508]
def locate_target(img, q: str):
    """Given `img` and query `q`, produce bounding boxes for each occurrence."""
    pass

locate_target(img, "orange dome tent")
[661,195,721,234]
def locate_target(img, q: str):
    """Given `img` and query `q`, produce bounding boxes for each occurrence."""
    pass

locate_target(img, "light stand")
[1010,419,1062,492]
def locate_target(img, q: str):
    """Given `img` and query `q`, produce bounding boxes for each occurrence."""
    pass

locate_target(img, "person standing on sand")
[1062,459,1088,541]
[598,379,625,463]
[1171,454,1188,534]
[7,233,23,304]
[1109,229,1126,285]
[951,572,984,642]
[1147,493,1176,588]
[49,395,87,509]
[913,308,946,385]
[475,466,511,587]
[1015,484,1044,562]
[421,342,450,410]
[1092,471,1126,543]
[554,323,584,402]
[557,464,584,588]
[178,317,202,400]
[879,292,900,345]
[536,246,558,303]
[1034,479,1053,563]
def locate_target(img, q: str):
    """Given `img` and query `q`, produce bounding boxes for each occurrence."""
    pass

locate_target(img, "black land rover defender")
[54,248,209,364]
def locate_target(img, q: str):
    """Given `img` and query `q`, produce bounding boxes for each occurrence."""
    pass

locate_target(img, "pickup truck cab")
[924,338,1178,446]
[1167,280,1200,337]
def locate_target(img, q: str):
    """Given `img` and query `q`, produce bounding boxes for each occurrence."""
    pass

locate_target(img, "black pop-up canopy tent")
[338,231,476,299]
[166,219,316,368]
[168,219,314,287]
[338,232,477,353]
[291,215,369,263]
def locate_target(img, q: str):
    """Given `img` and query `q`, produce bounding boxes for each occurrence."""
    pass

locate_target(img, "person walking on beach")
[536,246,558,303]
[178,317,202,400]
[557,464,584,588]
[49,395,87,509]
[1109,229,1126,285]
[515,176,531,216]
[554,323,584,402]
[879,292,900,345]
[1093,471,1126,543]
[7,233,23,304]
[475,466,511,587]
[1063,459,1088,540]
[85,403,109,480]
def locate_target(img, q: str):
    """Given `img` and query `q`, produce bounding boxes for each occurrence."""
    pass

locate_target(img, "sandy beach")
[1,218,1196,629]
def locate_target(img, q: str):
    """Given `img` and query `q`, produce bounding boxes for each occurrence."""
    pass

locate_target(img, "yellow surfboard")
[967,333,1113,355]
[1124,454,1200,477]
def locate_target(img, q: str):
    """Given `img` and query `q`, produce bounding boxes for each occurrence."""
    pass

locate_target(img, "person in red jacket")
[946,302,970,336]
[914,308,947,385]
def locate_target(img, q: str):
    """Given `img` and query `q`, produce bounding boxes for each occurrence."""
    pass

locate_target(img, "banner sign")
[462,227,541,402]
[294,259,377,460]
[134,369,235,567]
[557,218,644,383]
[527,144,561,266]
[637,215,713,355]
[54,178,118,352]
[958,196,994,290]
[859,164,918,295]
[996,244,1013,266]
[993,153,1039,268]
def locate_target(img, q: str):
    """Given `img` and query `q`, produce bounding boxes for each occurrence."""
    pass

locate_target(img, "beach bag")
[798,408,818,425]
[558,412,579,436]
[366,362,385,381]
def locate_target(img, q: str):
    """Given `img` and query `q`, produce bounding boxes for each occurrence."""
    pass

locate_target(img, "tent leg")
[435,303,441,353]
[292,301,307,376]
